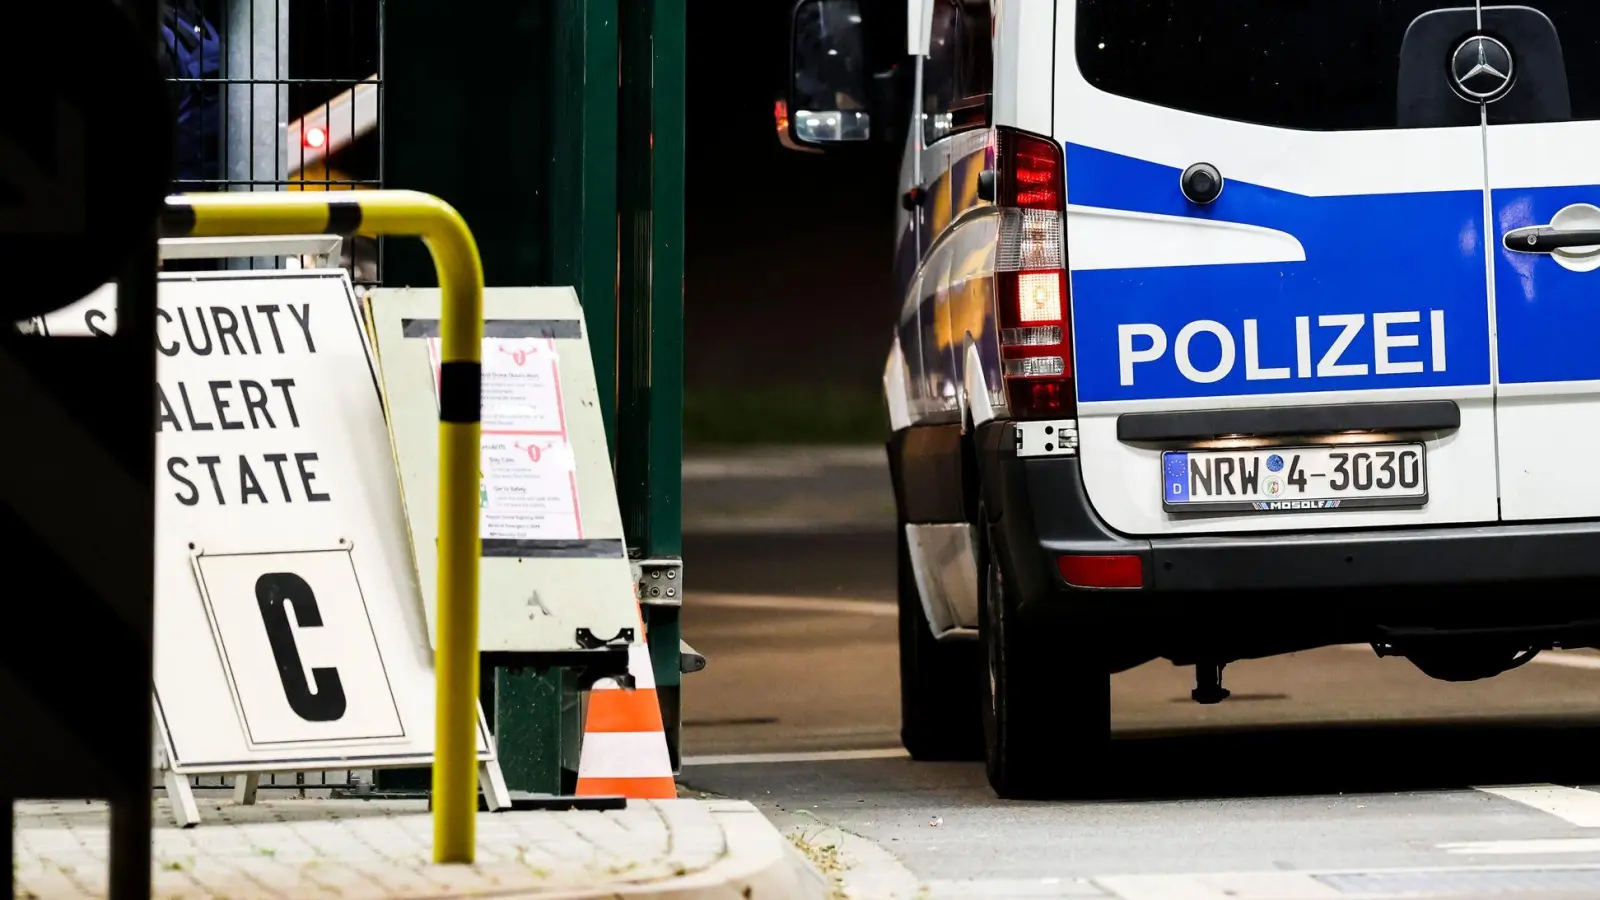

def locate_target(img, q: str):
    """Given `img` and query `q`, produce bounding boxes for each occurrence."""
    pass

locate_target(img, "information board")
[364,287,639,655]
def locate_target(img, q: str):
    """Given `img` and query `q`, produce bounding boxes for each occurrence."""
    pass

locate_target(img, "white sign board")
[40,271,498,779]
[365,286,639,655]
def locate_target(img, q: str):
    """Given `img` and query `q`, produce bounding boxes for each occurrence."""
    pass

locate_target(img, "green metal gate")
[381,0,687,793]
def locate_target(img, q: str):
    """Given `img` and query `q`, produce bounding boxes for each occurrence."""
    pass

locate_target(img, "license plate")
[1161,443,1428,513]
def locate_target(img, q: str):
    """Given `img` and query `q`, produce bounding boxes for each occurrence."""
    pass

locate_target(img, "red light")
[1057,555,1143,589]
[998,130,1064,211]
[1012,379,1072,419]
[992,126,1074,420]
[304,126,327,149]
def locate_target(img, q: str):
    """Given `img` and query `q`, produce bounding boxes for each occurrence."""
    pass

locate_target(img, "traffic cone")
[573,612,677,799]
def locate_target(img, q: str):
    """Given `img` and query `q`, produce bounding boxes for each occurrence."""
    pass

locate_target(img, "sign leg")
[478,760,511,812]
[164,768,201,829]
[108,792,152,900]
[232,773,260,807]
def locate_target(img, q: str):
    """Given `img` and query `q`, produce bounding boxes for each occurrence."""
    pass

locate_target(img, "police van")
[785,0,1600,797]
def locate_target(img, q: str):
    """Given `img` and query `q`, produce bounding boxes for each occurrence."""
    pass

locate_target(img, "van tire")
[978,508,1111,799]
[897,526,985,762]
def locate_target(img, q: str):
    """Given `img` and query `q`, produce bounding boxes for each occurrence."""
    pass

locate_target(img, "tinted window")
[1076,0,1465,131]
[1517,2,1600,122]
[923,0,993,145]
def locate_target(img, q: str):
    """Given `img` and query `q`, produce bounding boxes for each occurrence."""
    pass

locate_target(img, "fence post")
[618,0,687,767]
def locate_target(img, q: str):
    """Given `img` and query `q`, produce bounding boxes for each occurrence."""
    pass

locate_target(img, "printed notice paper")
[427,337,582,541]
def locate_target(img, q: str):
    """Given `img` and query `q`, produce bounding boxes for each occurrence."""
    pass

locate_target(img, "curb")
[17,798,828,900]
[618,800,832,899]
[775,812,924,900]
[503,800,829,900]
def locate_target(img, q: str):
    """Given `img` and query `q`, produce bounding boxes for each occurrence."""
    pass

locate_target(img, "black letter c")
[255,572,347,722]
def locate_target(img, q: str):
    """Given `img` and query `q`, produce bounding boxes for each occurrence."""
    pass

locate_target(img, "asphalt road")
[675,450,1600,899]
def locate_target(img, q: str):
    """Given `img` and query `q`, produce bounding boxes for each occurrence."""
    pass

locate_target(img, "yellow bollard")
[160,191,485,864]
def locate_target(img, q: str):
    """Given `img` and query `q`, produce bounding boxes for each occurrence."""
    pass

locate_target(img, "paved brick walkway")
[13,797,822,899]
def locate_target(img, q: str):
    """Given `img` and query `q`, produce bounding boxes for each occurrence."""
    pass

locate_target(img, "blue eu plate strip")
[1163,452,1190,503]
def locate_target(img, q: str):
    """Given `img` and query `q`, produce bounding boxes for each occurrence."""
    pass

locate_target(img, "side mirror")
[787,0,873,148]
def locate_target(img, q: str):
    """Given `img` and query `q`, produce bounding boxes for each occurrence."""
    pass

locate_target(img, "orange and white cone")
[574,615,677,799]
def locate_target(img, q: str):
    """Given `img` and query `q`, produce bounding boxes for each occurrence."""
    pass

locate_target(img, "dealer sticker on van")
[1162,445,1429,514]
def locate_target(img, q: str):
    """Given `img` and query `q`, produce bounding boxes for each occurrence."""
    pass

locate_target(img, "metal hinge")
[633,557,683,606]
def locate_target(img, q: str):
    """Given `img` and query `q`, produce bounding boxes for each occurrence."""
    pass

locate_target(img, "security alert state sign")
[43,271,494,772]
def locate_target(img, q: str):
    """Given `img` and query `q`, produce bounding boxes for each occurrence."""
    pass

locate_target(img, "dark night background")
[683,0,905,442]
[283,0,908,444]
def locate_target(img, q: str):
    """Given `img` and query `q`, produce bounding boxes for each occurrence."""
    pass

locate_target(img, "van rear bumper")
[973,420,1600,662]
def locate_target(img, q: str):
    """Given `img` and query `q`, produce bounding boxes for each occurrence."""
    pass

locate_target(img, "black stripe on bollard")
[158,201,198,239]
[324,198,365,235]
[438,361,482,424]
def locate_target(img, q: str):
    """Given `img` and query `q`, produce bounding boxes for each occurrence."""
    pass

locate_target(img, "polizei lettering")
[1118,311,1448,387]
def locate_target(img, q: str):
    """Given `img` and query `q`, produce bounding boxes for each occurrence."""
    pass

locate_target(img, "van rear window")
[1077,1,1600,130]
[1075,0,1455,131]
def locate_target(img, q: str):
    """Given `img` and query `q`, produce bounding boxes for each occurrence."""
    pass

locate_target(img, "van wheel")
[978,511,1110,799]
[897,526,985,761]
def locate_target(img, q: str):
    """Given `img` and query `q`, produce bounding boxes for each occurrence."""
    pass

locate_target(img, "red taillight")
[992,127,1073,419]
[999,130,1063,211]
[1058,554,1143,589]
[304,126,327,149]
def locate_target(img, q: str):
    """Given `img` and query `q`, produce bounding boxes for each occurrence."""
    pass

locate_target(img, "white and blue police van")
[784,0,1600,798]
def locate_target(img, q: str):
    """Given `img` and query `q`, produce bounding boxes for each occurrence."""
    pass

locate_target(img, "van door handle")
[901,186,925,212]
[1503,225,1600,253]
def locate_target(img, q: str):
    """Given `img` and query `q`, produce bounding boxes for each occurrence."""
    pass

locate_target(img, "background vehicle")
[783,0,1600,799]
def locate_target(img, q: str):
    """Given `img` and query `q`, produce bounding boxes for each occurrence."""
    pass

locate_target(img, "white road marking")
[682,447,885,480]
[1439,838,1600,855]
[1095,865,1600,900]
[1094,872,1342,899]
[1474,785,1600,827]
[682,460,827,479]
[680,747,909,767]
[689,592,896,617]
[683,516,893,535]
[922,877,1101,898]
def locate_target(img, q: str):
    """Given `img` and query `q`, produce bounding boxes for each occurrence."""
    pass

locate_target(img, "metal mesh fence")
[161,0,383,285]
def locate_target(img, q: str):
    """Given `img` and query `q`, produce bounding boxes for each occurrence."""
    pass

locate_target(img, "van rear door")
[1484,3,1600,521]
[1058,0,1498,536]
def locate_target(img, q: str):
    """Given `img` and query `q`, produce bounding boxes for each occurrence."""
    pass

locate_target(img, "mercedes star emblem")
[1450,35,1515,102]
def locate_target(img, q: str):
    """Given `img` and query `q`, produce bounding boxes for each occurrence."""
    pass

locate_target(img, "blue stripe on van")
[1065,144,1492,405]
